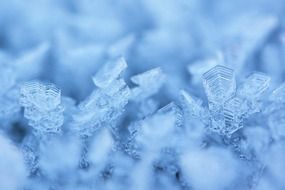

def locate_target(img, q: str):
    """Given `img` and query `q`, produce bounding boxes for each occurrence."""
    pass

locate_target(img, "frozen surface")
[0,0,285,190]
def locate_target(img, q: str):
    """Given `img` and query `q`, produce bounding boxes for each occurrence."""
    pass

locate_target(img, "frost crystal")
[223,97,244,135]
[19,81,64,134]
[203,65,236,104]
[131,67,165,101]
[180,90,206,119]
[72,58,130,136]
[202,65,240,135]
[237,72,271,100]
[92,57,127,89]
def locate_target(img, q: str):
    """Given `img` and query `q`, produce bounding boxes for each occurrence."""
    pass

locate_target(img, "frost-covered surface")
[1,0,285,190]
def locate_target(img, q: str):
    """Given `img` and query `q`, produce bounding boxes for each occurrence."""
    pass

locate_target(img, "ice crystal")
[71,57,130,136]
[130,67,165,101]
[19,81,64,134]
[92,57,127,89]
[237,72,271,101]
[203,65,236,104]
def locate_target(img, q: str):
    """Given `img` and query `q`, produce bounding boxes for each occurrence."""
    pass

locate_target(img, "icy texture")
[237,72,271,100]
[1,1,285,190]
[92,57,127,89]
[203,65,236,104]
[71,58,130,136]
[19,81,64,134]
[131,67,165,101]
[202,65,240,135]
[180,90,205,119]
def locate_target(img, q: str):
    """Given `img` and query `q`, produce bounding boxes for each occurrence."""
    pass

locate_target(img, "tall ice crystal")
[203,65,240,135]
[203,65,236,104]
[20,81,64,134]
[71,57,130,136]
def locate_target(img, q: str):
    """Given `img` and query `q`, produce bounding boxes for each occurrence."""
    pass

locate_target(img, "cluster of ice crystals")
[201,65,273,136]
[1,1,285,190]
[202,65,239,135]
[72,57,130,136]
[20,81,64,134]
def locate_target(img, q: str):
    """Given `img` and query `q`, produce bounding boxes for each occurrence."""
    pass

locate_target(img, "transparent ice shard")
[130,67,165,101]
[19,81,64,134]
[72,73,130,136]
[202,66,251,136]
[237,72,271,100]
[202,65,236,104]
[71,58,140,136]
[180,90,204,119]
[222,97,244,135]
[208,96,248,136]
[92,57,127,89]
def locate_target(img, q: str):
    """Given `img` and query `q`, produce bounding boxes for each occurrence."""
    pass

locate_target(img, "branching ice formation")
[71,57,130,137]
